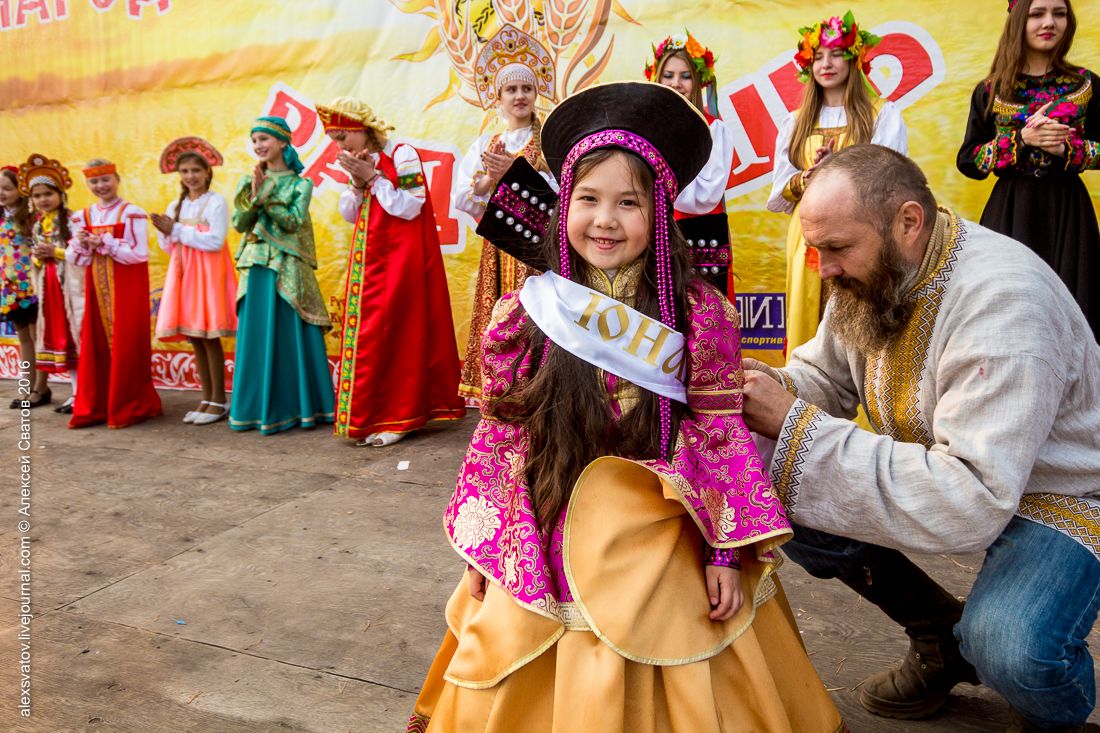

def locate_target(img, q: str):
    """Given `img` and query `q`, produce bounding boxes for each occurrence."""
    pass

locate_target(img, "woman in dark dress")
[957,0,1099,341]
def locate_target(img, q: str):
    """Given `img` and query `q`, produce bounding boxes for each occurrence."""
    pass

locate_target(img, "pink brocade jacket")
[444,280,791,618]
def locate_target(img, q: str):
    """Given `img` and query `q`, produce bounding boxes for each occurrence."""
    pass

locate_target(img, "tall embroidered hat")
[474,24,556,110]
[16,153,72,195]
[316,97,396,137]
[159,136,224,174]
[540,80,711,454]
[794,10,880,83]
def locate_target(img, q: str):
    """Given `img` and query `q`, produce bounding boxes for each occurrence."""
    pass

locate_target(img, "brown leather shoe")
[859,630,980,719]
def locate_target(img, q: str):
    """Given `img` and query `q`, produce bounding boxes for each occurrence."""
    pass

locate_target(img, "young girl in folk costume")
[453,24,559,401]
[1,166,41,407]
[958,0,1099,341]
[407,82,845,733]
[230,116,333,434]
[646,31,736,296]
[14,156,84,412]
[151,137,237,425]
[768,11,908,357]
[68,158,162,428]
[317,97,465,447]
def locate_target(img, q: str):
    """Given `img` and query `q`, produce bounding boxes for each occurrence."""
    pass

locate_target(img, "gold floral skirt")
[408,459,846,733]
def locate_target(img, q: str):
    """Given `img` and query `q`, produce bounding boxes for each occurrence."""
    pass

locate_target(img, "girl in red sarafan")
[317,97,465,447]
[68,158,162,428]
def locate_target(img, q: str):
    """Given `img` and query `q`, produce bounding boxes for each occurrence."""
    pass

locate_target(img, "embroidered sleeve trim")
[770,399,824,515]
[777,369,799,397]
[704,545,742,568]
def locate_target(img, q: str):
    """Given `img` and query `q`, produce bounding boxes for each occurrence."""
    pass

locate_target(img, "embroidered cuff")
[769,398,824,515]
[704,545,742,569]
[1065,131,1100,172]
[777,369,799,397]
[781,171,806,203]
[52,246,66,260]
[993,130,1021,170]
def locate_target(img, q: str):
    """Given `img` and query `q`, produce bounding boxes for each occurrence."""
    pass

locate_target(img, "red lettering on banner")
[767,64,804,112]
[268,91,318,147]
[726,85,780,190]
[418,149,458,247]
[88,0,113,9]
[13,0,52,26]
[127,0,168,16]
[303,142,346,188]
[865,33,934,101]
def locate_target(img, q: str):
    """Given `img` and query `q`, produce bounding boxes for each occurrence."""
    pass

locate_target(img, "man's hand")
[743,369,797,439]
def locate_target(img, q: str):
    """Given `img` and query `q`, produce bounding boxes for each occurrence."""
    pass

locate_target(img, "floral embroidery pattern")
[981,71,1098,176]
[452,495,503,550]
[0,217,37,316]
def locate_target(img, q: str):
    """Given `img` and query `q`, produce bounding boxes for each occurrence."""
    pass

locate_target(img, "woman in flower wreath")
[453,24,559,402]
[405,81,846,733]
[645,31,736,296]
[957,0,1099,341]
[767,10,908,357]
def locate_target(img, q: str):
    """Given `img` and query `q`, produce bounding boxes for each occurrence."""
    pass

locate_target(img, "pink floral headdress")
[794,10,880,84]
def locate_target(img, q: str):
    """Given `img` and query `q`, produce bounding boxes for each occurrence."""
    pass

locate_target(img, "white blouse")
[156,191,229,254]
[675,118,735,215]
[67,199,150,266]
[767,101,909,215]
[453,126,559,221]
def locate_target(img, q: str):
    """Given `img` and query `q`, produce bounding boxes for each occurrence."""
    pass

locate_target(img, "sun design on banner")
[391,0,639,115]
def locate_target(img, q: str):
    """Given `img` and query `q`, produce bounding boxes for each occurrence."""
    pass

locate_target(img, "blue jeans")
[784,517,1100,727]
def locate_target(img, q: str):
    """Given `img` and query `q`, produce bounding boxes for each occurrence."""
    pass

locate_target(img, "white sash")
[519,271,687,403]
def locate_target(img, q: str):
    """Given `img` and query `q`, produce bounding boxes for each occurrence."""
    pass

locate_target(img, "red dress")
[334,145,465,438]
[70,203,162,429]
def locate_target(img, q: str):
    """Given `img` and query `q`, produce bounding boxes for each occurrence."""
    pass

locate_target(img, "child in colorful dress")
[453,24,559,401]
[15,155,83,412]
[957,0,1099,341]
[152,137,237,425]
[1,166,40,408]
[646,31,736,295]
[317,98,465,446]
[406,82,845,733]
[767,11,908,357]
[229,116,333,434]
[68,158,162,428]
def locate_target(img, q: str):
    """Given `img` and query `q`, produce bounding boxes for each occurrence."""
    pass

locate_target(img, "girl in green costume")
[229,116,334,434]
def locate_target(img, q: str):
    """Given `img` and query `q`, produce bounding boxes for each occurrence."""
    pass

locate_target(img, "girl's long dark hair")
[172,151,214,223]
[488,148,699,531]
[0,169,32,237]
[987,0,1081,111]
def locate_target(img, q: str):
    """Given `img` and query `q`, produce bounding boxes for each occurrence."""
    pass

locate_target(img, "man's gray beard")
[825,234,918,354]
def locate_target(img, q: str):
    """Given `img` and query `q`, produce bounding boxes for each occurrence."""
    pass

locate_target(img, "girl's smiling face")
[566,151,652,275]
[251,132,285,164]
[87,173,119,202]
[30,183,61,214]
[178,159,210,196]
[0,175,21,208]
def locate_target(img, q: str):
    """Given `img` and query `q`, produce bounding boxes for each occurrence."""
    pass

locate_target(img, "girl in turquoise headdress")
[229,116,334,434]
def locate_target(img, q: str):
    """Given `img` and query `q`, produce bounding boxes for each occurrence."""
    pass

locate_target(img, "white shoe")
[192,402,228,426]
[355,433,379,447]
[369,431,406,447]
[182,411,199,424]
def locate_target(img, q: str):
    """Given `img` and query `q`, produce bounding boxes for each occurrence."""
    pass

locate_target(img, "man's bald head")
[806,144,937,237]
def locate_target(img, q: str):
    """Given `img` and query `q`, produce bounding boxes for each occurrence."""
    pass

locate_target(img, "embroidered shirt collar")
[908,208,954,296]
[580,257,644,305]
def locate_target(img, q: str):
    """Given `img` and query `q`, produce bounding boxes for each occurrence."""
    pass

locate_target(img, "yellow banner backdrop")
[1,0,1097,385]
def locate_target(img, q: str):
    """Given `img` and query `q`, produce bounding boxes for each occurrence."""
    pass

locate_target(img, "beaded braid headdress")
[540,81,711,455]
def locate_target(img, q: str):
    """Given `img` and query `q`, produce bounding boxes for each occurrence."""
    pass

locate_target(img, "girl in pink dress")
[151,137,237,425]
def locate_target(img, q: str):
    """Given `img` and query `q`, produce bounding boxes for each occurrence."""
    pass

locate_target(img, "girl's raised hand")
[706,565,744,621]
[467,565,487,602]
[150,212,174,236]
[251,163,266,197]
